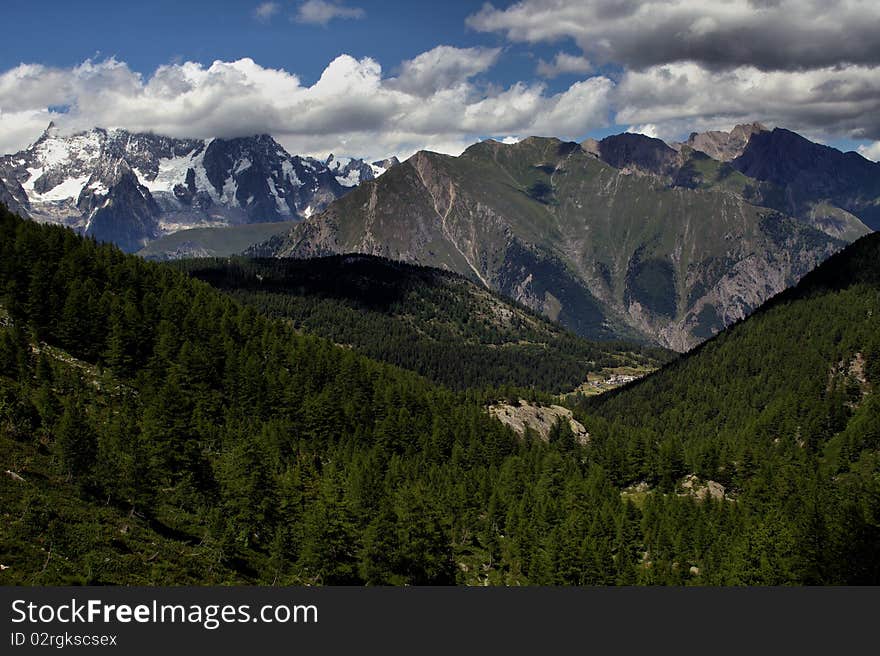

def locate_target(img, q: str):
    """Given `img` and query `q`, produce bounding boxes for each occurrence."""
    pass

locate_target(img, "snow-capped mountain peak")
[0,126,374,252]
[324,152,398,188]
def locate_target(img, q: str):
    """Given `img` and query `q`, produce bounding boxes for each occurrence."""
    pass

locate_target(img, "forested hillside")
[175,255,666,392]
[1,204,878,585]
[0,204,648,585]
[582,233,880,583]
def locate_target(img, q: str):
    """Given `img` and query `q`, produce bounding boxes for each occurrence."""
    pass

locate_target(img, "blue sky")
[1,1,878,160]
[2,2,486,81]
[1,1,598,95]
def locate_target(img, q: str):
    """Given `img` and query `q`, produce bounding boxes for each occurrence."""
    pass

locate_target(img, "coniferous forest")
[174,255,668,392]
[1,203,878,585]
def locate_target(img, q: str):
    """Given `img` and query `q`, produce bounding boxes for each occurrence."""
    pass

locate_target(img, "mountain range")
[0,125,397,252]
[2,121,878,351]
[255,124,876,349]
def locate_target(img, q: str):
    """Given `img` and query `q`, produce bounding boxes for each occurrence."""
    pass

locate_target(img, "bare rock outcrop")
[489,400,589,445]
[679,474,726,501]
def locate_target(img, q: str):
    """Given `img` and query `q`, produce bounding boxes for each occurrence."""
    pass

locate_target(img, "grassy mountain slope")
[137,221,293,261]
[589,127,872,243]
[174,254,668,392]
[675,147,870,242]
[258,137,846,350]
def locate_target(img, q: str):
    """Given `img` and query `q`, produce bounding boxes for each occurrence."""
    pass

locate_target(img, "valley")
[1,201,878,585]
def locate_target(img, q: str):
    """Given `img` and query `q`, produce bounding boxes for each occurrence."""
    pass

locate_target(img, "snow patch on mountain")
[325,153,398,188]
[135,152,200,193]
[42,175,91,201]
[281,159,300,186]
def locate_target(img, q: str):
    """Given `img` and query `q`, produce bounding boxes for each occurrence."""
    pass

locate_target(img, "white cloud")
[626,123,660,139]
[254,2,280,20]
[460,1,880,147]
[528,77,614,137]
[467,0,880,72]
[390,46,501,97]
[536,52,592,78]
[613,62,880,142]
[2,47,878,161]
[858,142,880,162]
[295,0,364,26]
[0,51,613,161]
[0,108,58,155]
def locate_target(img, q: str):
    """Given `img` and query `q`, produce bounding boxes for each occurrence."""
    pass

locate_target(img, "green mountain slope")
[174,255,667,392]
[732,128,880,231]
[256,136,849,350]
[579,232,880,583]
[589,126,872,242]
[137,221,293,261]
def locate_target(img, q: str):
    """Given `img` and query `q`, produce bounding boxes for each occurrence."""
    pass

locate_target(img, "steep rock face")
[681,122,768,161]
[256,136,845,350]
[372,156,401,171]
[196,135,345,222]
[0,126,390,251]
[85,171,162,252]
[0,178,29,218]
[731,128,880,230]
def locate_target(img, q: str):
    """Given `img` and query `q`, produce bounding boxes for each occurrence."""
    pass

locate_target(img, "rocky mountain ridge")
[0,125,396,252]
[254,126,874,350]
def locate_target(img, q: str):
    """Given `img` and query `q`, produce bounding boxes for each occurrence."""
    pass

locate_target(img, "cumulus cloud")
[254,2,280,20]
[858,142,880,162]
[613,62,880,142]
[389,46,501,97]
[5,1,877,162]
[466,1,880,150]
[0,50,613,160]
[536,52,592,78]
[467,0,880,72]
[295,0,364,26]
[0,109,57,155]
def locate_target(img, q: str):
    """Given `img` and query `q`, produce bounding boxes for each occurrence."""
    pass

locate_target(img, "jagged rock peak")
[682,122,770,161]
[372,156,400,170]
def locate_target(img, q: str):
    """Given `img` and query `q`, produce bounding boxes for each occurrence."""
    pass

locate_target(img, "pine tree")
[56,400,97,481]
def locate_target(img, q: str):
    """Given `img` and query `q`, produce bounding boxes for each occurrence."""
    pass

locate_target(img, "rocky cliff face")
[681,122,768,161]
[592,132,683,177]
[0,125,391,251]
[255,135,851,350]
[0,178,29,218]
